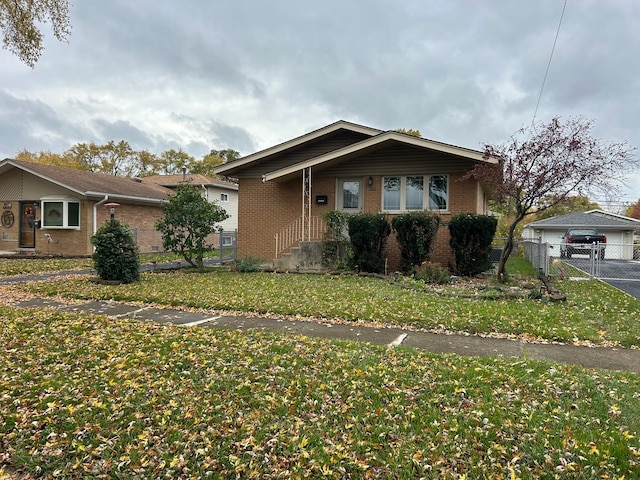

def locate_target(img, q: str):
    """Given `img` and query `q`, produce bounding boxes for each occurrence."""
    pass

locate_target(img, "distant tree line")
[13,142,240,177]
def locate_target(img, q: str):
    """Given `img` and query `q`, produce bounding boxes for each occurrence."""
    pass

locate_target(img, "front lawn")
[17,268,640,347]
[1,307,639,478]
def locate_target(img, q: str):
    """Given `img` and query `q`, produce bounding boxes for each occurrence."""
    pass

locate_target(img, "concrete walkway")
[13,296,640,373]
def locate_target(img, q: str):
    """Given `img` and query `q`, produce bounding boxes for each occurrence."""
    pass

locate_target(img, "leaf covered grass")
[0,252,220,277]
[20,269,640,347]
[1,307,639,478]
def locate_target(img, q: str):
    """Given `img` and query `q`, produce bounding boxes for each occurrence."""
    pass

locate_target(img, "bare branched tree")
[464,116,638,281]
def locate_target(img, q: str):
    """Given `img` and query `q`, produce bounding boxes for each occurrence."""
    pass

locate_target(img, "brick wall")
[238,173,485,271]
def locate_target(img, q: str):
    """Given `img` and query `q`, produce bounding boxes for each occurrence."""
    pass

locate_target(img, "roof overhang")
[261,131,496,183]
[0,158,87,196]
[214,120,383,176]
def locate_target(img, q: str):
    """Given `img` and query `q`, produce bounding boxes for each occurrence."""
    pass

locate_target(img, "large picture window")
[382,175,448,212]
[41,197,80,228]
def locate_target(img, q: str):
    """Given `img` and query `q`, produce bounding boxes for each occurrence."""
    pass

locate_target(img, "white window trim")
[381,175,449,213]
[220,193,229,202]
[40,196,81,229]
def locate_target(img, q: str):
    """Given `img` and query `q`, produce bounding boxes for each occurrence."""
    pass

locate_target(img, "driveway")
[561,257,640,300]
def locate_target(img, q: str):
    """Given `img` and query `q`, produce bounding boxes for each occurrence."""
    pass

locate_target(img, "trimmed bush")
[347,213,391,274]
[391,212,441,273]
[91,219,140,284]
[448,214,498,276]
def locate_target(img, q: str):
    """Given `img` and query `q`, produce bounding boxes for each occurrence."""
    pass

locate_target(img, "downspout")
[93,195,109,237]
[201,184,208,201]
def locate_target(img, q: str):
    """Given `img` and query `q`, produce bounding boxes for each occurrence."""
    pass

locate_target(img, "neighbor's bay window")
[41,197,80,228]
[382,175,448,212]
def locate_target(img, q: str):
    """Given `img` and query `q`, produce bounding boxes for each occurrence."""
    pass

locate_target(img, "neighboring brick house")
[0,159,235,256]
[214,120,496,271]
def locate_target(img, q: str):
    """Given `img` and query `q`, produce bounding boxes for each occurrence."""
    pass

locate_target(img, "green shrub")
[448,214,497,276]
[234,256,264,272]
[321,210,351,269]
[90,219,140,284]
[414,261,451,284]
[347,213,391,274]
[391,212,441,273]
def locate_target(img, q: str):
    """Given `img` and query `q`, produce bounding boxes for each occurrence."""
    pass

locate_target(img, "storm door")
[338,178,362,212]
[19,202,36,248]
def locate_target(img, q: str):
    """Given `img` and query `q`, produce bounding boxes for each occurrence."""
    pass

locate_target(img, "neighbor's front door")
[19,202,36,248]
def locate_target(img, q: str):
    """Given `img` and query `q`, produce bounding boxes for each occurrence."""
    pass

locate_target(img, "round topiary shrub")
[91,219,140,284]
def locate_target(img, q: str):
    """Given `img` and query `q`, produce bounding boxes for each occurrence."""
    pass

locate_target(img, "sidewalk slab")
[11,298,640,373]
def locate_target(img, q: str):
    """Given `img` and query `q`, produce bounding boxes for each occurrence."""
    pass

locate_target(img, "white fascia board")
[85,191,167,205]
[214,120,382,175]
[262,131,494,182]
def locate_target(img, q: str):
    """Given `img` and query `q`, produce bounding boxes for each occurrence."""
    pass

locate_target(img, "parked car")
[560,228,606,259]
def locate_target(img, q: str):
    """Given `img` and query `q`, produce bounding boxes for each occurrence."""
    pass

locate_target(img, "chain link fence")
[131,228,238,263]
[521,238,640,281]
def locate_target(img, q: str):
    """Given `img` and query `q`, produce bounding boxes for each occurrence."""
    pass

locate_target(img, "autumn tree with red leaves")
[625,199,640,220]
[464,116,637,282]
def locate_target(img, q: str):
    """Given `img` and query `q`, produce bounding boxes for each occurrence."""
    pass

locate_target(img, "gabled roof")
[526,211,640,229]
[142,174,238,191]
[214,120,383,176]
[0,158,171,204]
[214,120,496,181]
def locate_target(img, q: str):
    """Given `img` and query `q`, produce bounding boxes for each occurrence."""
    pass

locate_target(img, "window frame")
[40,196,81,229]
[220,193,229,203]
[381,174,449,213]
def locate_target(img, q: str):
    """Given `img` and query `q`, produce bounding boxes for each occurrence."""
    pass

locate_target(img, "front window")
[382,175,448,212]
[220,193,229,202]
[41,197,80,228]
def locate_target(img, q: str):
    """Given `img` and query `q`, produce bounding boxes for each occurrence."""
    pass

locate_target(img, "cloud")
[0,0,638,205]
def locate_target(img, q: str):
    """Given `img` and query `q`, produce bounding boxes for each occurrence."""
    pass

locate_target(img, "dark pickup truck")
[560,228,607,259]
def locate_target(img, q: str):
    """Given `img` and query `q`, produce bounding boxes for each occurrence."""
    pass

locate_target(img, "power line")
[532,0,568,126]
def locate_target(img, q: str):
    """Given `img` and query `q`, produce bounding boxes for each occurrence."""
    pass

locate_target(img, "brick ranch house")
[214,120,497,271]
[0,159,237,256]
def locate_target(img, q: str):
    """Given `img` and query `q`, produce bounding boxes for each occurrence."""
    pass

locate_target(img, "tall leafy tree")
[464,116,637,281]
[14,148,86,170]
[155,184,229,268]
[158,149,195,175]
[625,199,640,220]
[533,194,600,220]
[0,0,71,67]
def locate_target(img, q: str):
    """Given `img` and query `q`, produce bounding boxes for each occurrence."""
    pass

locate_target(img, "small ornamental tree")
[156,184,230,268]
[391,212,441,273]
[91,219,140,284]
[347,213,391,274]
[463,116,637,282]
[448,214,497,276]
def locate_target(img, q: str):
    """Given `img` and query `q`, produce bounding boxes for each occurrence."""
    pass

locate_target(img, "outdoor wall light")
[105,202,120,220]
[368,176,373,186]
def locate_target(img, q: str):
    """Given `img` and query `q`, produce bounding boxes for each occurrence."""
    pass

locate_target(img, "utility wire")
[532,0,567,127]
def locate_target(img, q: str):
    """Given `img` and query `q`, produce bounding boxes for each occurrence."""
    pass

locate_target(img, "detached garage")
[523,210,640,260]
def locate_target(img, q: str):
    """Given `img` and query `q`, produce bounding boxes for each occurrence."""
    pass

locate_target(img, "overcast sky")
[1,0,639,210]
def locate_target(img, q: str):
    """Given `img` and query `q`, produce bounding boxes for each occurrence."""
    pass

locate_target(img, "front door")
[19,202,36,248]
[338,178,363,212]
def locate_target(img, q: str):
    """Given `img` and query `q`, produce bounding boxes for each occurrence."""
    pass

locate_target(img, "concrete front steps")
[273,241,324,271]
